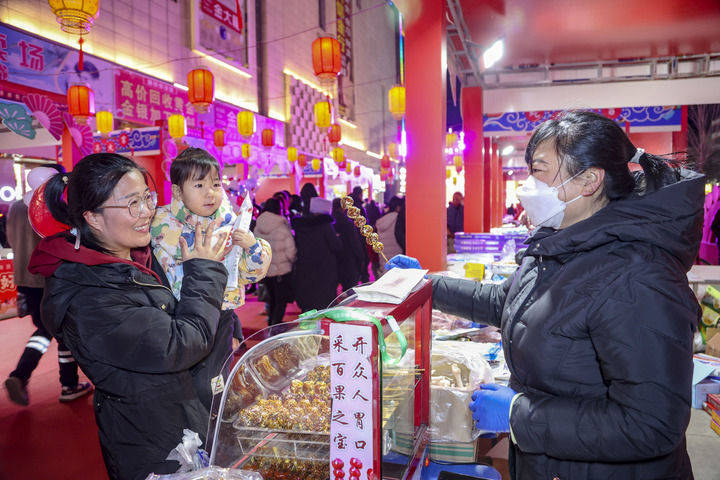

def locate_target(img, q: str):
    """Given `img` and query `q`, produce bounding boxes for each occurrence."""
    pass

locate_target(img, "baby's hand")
[233,230,257,249]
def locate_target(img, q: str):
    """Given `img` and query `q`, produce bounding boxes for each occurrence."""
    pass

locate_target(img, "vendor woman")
[388,111,702,479]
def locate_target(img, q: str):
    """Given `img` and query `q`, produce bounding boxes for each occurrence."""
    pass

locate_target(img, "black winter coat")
[432,169,704,479]
[42,255,228,480]
[333,211,366,290]
[291,213,342,311]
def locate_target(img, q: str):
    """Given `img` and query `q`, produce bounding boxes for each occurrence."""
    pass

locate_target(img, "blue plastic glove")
[468,384,516,432]
[384,254,422,271]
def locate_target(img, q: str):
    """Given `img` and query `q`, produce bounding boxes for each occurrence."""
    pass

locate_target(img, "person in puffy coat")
[254,197,296,325]
[376,196,404,270]
[388,111,702,479]
[332,197,366,290]
[28,153,230,480]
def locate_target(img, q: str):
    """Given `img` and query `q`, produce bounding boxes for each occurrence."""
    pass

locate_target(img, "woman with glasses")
[28,153,230,480]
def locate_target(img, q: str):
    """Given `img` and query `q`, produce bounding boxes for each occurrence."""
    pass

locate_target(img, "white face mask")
[516,172,584,229]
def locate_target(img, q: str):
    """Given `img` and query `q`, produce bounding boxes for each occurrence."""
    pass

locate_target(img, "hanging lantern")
[261,128,275,148]
[331,147,344,165]
[311,37,341,80]
[287,146,298,163]
[48,0,100,35]
[388,85,406,120]
[446,168,452,179]
[314,101,331,129]
[213,129,225,148]
[455,164,463,173]
[380,155,391,169]
[346,163,352,174]
[446,132,458,149]
[167,114,186,141]
[353,166,361,178]
[237,110,255,137]
[388,142,399,159]
[311,158,321,170]
[95,110,113,137]
[453,154,463,170]
[380,167,389,176]
[338,159,347,170]
[328,123,342,144]
[298,154,307,168]
[453,177,458,185]
[241,143,251,159]
[67,84,95,124]
[187,68,214,113]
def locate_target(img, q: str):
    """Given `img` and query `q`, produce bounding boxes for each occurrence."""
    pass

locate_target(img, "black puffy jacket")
[31,239,228,480]
[432,169,704,479]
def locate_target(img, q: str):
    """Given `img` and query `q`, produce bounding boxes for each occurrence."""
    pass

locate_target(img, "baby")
[151,147,271,409]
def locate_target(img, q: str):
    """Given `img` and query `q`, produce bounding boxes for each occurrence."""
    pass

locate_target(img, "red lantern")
[328,123,341,143]
[312,37,341,80]
[28,182,69,238]
[298,154,308,168]
[214,129,225,148]
[261,128,275,148]
[187,68,214,113]
[353,166,361,178]
[380,155,391,169]
[338,159,347,170]
[67,84,95,123]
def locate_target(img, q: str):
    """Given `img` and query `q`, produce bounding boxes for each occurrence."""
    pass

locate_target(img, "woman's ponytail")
[636,151,681,195]
[44,173,72,227]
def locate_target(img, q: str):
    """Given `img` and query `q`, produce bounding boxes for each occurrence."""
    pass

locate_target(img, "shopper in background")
[350,186,370,283]
[376,196,405,270]
[387,111,702,479]
[28,153,230,480]
[291,183,342,311]
[4,167,92,405]
[394,196,406,254]
[447,191,464,234]
[365,197,382,279]
[254,197,296,326]
[332,197,366,291]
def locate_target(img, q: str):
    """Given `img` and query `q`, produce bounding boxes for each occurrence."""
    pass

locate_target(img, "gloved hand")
[468,384,516,432]
[384,254,422,270]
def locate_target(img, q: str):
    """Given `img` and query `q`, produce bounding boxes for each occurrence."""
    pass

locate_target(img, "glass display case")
[206,280,432,480]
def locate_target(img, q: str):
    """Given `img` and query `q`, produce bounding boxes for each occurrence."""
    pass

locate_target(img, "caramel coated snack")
[270,344,301,374]
[254,355,281,383]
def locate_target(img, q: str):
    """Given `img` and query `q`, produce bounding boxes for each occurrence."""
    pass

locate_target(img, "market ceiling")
[452,0,720,68]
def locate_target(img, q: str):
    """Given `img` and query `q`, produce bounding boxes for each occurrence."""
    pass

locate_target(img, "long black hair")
[525,111,680,199]
[45,153,148,254]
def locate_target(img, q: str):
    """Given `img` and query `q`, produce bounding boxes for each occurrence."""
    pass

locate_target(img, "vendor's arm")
[428,274,512,328]
[66,258,229,374]
[509,267,696,462]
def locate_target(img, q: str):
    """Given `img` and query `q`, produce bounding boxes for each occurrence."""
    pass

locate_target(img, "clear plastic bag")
[145,466,264,480]
[165,429,209,473]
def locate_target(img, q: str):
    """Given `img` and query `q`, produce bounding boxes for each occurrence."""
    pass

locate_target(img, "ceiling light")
[483,39,504,69]
[502,145,515,156]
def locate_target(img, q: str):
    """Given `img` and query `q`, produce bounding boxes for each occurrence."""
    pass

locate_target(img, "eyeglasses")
[98,191,158,218]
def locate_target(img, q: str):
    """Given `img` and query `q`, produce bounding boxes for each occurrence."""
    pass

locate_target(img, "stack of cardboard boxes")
[704,393,720,436]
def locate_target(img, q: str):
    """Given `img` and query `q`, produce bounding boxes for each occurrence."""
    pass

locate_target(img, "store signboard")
[484,106,683,134]
[336,0,355,120]
[114,70,206,137]
[91,127,161,155]
[0,23,115,109]
[329,323,375,480]
[213,103,285,148]
[191,0,249,71]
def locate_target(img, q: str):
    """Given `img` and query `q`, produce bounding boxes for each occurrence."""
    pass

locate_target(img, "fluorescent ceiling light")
[173,83,189,91]
[502,145,515,156]
[483,39,504,69]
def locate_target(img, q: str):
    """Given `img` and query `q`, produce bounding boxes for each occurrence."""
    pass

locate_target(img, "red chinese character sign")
[0,260,16,319]
[330,323,376,480]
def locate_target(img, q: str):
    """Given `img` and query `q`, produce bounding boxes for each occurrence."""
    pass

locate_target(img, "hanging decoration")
[67,84,95,124]
[345,162,352,174]
[453,154,463,170]
[380,154,391,169]
[187,68,214,113]
[0,102,36,139]
[328,123,342,144]
[287,146,298,163]
[213,129,225,148]
[314,101,332,129]
[62,112,93,155]
[331,147,344,165]
[48,0,100,34]
[241,143,251,159]
[95,110,113,137]
[261,128,275,148]
[353,166,361,178]
[23,94,63,140]
[237,110,255,137]
[298,154,308,168]
[168,114,186,143]
[388,142,399,159]
[446,168,452,179]
[311,158,321,170]
[388,85,406,120]
[311,37,342,80]
[446,132,458,149]
[338,159,347,171]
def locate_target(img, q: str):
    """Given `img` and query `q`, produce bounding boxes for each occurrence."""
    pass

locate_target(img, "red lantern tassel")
[78,37,84,72]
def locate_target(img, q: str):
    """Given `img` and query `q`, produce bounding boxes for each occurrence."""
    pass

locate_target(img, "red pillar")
[461,86,484,233]
[491,139,502,228]
[405,0,446,271]
[672,105,688,153]
[483,138,492,232]
[61,126,81,171]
